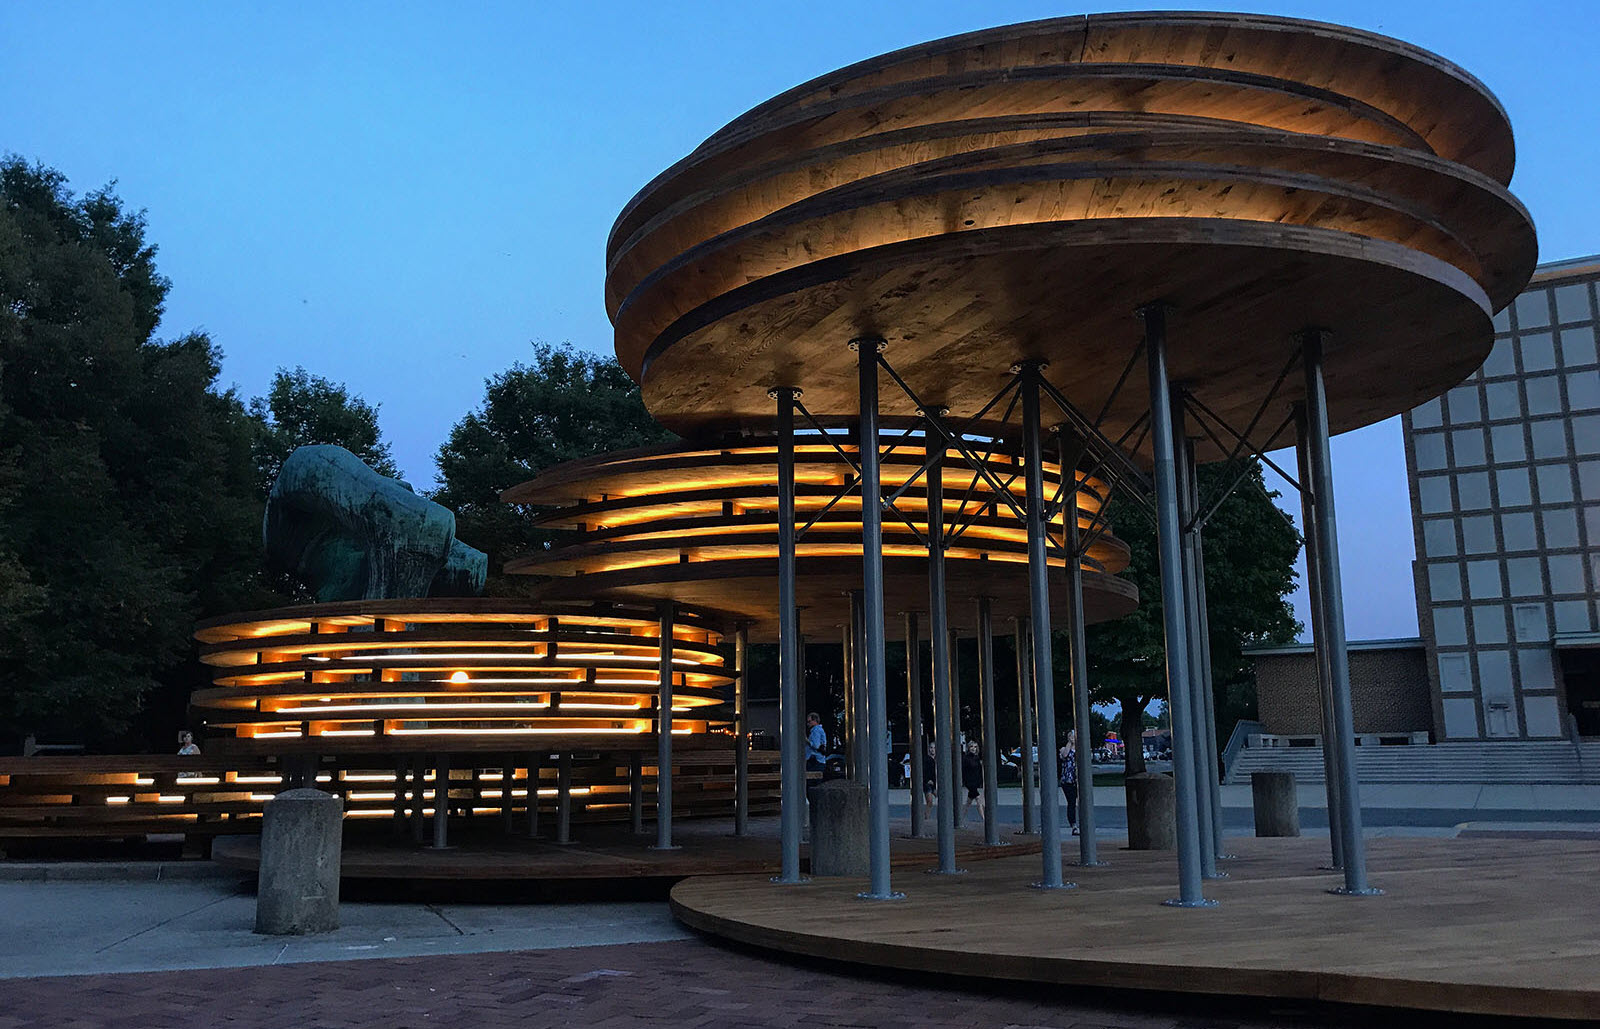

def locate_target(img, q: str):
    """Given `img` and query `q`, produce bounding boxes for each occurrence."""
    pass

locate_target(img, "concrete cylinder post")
[809,779,871,876]
[1251,771,1301,837]
[1125,774,1177,850]
[255,788,343,935]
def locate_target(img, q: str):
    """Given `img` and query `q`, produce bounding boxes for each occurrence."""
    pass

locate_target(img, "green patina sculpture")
[264,445,487,601]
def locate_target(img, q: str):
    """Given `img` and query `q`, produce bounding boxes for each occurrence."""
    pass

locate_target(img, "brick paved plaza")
[0,936,1480,1029]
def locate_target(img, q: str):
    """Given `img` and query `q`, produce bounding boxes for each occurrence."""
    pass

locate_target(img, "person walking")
[960,740,984,822]
[1058,729,1079,835]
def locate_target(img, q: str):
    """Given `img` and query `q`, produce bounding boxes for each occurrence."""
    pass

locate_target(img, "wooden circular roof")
[606,11,1536,455]
[503,437,1138,640]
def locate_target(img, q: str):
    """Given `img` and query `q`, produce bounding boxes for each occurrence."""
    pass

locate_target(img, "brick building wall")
[1253,643,1433,737]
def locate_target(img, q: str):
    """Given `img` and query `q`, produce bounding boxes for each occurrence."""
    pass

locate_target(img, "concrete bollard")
[1251,771,1301,837]
[1124,773,1176,850]
[808,779,869,876]
[255,788,343,935]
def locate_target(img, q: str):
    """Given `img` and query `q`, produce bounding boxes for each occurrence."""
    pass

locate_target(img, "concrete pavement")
[0,874,688,980]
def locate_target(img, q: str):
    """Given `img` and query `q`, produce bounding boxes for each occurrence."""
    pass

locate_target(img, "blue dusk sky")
[3,2,1596,642]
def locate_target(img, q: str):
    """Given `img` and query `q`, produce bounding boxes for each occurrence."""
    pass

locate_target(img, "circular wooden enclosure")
[501,436,1139,639]
[606,11,1536,455]
[191,599,733,753]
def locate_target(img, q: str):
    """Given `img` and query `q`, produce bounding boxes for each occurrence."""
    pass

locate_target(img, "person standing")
[805,712,827,772]
[1058,729,1079,835]
[960,740,984,821]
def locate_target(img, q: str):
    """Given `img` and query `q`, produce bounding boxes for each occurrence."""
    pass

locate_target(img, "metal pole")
[652,601,680,850]
[905,610,927,838]
[431,753,450,849]
[734,624,750,836]
[1192,519,1230,860]
[1063,477,1103,866]
[976,597,1003,846]
[851,590,869,780]
[1174,425,1220,880]
[629,752,644,834]
[1299,330,1379,896]
[1020,364,1070,889]
[854,337,898,900]
[524,753,541,838]
[949,630,964,830]
[393,757,408,837]
[1140,305,1211,907]
[1014,617,1038,835]
[409,756,426,843]
[1296,403,1344,870]
[556,752,573,845]
[841,607,855,779]
[925,416,960,873]
[499,753,514,834]
[772,388,806,883]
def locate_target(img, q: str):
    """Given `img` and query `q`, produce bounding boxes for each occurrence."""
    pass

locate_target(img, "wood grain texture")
[671,835,1600,1021]
[605,12,1536,452]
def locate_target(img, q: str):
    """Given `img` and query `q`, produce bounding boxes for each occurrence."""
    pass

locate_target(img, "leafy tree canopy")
[250,366,398,495]
[432,342,673,592]
[1080,459,1301,773]
[0,157,275,744]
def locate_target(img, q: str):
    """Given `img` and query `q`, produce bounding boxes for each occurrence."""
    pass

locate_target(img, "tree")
[249,366,398,495]
[432,342,673,591]
[0,158,276,746]
[1083,460,1301,775]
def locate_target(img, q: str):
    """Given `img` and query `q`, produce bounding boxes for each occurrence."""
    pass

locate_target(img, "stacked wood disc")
[606,11,1537,454]
[191,599,732,752]
[502,436,1138,638]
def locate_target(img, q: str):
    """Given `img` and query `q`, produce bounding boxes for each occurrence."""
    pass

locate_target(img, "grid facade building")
[1403,255,1600,740]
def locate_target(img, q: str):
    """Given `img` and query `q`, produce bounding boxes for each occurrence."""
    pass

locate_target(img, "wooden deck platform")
[213,815,1037,882]
[670,835,1600,1021]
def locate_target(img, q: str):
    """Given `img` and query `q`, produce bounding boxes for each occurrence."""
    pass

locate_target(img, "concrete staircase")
[1225,740,1600,785]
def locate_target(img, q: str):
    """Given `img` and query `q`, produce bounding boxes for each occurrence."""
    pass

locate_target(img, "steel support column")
[772,388,806,883]
[733,623,750,836]
[976,597,1002,846]
[1299,330,1378,896]
[854,337,898,900]
[652,601,680,850]
[925,419,960,873]
[905,611,927,838]
[431,753,450,850]
[1192,521,1230,860]
[499,753,514,834]
[1063,488,1103,866]
[1295,403,1344,870]
[1019,364,1070,889]
[1141,305,1211,907]
[1174,426,1220,880]
[1014,617,1038,835]
[850,590,869,779]
[556,752,573,845]
[629,752,643,835]
[949,630,964,830]
[525,753,541,838]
